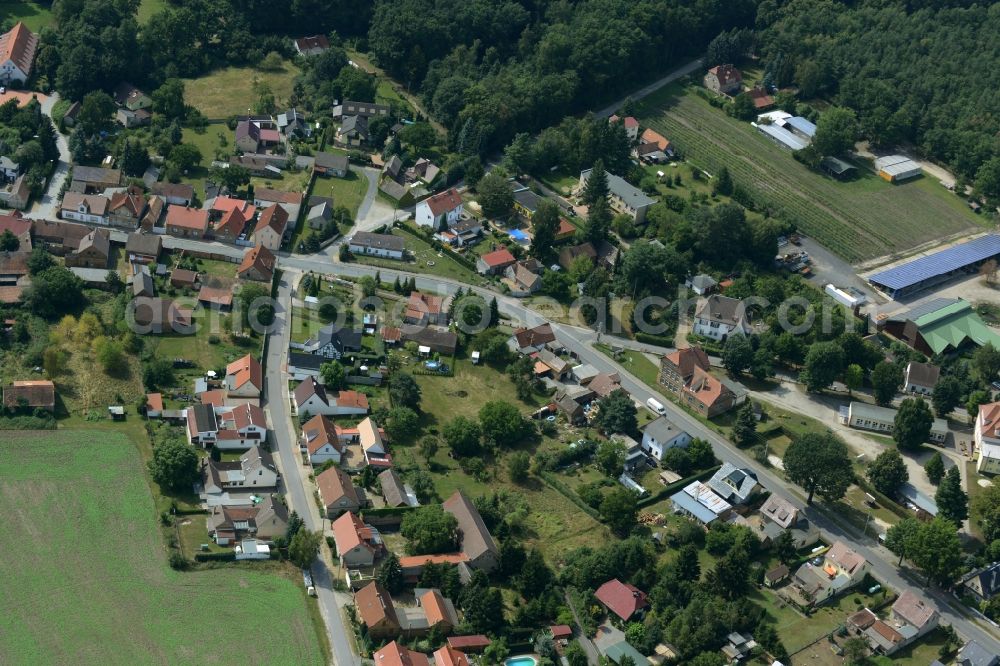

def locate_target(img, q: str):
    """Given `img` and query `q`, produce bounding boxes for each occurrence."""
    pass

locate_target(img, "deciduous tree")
[866,448,908,497]
[894,398,933,451]
[783,432,852,503]
[935,466,968,526]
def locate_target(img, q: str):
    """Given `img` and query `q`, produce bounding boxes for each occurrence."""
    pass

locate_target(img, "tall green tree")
[529,200,560,262]
[909,518,963,586]
[813,107,858,156]
[389,371,422,409]
[722,335,753,376]
[865,449,908,497]
[595,389,638,436]
[320,361,346,390]
[376,552,405,593]
[479,400,531,446]
[884,516,921,565]
[581,159,609,206]
[401,505,458,554]
[477,171,514,219]
[893,398,933,451]
[871,361,901,406]
[924,452,945,485]
[973,343,1000,385]
[289,529,323,569]
[731,401,757,446]
[443,416,482,456]
[783,432,853,503]
[932,375,963,417]
[844,364,863,396]
[800,342,844,392]
[600,487,638,537]
[147,437,199,491]
[935,466,968,526]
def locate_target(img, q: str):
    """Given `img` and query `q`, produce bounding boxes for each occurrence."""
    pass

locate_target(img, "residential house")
[294,35,330,56]
[307,201,333,230]
[404,292,449,326]
[558,242,597,271]
[113,82,152,111]
[904,361,940,396]
[512,185,542,220]
[0,22,38,85]
[358,417,391,468]
[443,490,499,571]
[253,204,290,251]
[201,445,279,497]
[379,468,412,508]
[554,392,585,424]
[670,480,731,525]
[293,376,336,416]
[313,151,349,177]
[237,245,276,282]
[415,188,463,231]
[165,205,209,239]
[208,494,288,545]
[434,646,470,666]
[69,166,122,194]
[225,354,263,398]
[791,541,869,606]
[703,64,742,95]
[382,326,402,346]
[316,465,364,518]
[185,404,219,446]
[332,511,384,567]
[504,260,542,296]
[107,188,147,228]
[578,168,654,224]
[339,100,390,119]
[3,379,55,411]
[436,218,482,247]
[764,564,790,588]
[511,323,556,354]
[228,154,273,177]
[707,462,759,504]
[373,641,429,666]
[337,115,369,146]
[962,563,1000,602]
[236,120,280,154]
[349,231,405,260]
[0,156,20,182]
[753,493,819,549]
[0,173,30,210]
[125,232,161,265]
[595,578,649,622]
[299,414,344,465]
[589,373,623,400]
[151,182,194,206]
[555,217,576,242]
[535,348,570,380]
[401,326,458,355]
[446,637,490,654]
[64,228,111,269]
[116,107,151,128]
[140,195,165,231]
[693,294,750,341]
[61,192,110,225]
[212,209,250,246]
[476,248,516,275]
[277,108,310,137]
[131,297,193,334]
[609,114,639,141]
[640,416,692,461]
[658,347,737,417]
[749,86,774,110]
[420,588,458,633]
[636,128,673,163]
[890,591,939,645]
[303,324,363,359]
[688,274,717,296]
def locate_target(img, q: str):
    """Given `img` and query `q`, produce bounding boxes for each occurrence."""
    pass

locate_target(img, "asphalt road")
[33,93,72,220]
[593,57,705,118]
[263,274,361,666]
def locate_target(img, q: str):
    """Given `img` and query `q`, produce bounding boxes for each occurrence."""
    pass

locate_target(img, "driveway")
[33,93,72,220]
[263,272,361,666]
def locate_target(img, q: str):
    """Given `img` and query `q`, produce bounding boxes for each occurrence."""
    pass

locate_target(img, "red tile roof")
[336,390,369,411]
[0,23,38,77]
[215,207,247,238]
[480,248,516,268]
[295,35,330,51]
[398,553,469,568]
[550,625,573,639]
[197,285,233,307]
[200,389,225,408]
[146,393,164,411]
[0,213,31,240]
[355,582,399,631]
[640,128,670,151]
[301,414,343,455]
[259,203,290,236]
[316,466,359,508]
[381,326,402,342]
[255,188,304,205]
[226,354,262,392]
[165,205,209,232]
[594,578,649,621]
[373,641,429,666]
[424,188,463,216]
[237,245,276,279]
[406,292,444,318]
[421,589,450,626]
[513,323,556,349]
[664,347,710,378]
[446,636,491,651]
[332,511,372,556]
[228,403,266,430]
[433,646,470,666]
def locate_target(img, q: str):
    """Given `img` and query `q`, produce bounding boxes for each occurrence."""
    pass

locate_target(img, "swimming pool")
[504,656,539,666]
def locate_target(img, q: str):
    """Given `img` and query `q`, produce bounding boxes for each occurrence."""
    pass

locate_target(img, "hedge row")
[636,464,721,508]
[194,551,236,562]
[362,505,420,518]
[634,332,674,348]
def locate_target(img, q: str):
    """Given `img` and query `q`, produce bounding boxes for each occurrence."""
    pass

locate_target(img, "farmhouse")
[404,292,449,326]
[703,64,742,95]
[976,402,1000,474]
[64,228,111,269]
[869,235,1000,299]
[842,401,947,443]
[237,245,276,282]
[3,379,55,411]
[415,188,463,231]
[349,231,405,259]
[332,511,384,568]
[693,294,750,341]
[0,22,37,85]
[443,490,498,571]
[578,168,654,224]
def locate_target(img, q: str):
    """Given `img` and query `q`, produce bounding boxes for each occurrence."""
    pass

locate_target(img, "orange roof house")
[0,22,38,84]
[237,245,276,282]
[165,205,209,238]
[225,354,263,397]
[374,641,430,666]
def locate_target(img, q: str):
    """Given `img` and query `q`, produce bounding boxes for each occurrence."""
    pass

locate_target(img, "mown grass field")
[0,1,53,30]
[637,85,985,263]
[315,170,368,219]
[0,430,324,665]
[183,63,300,120]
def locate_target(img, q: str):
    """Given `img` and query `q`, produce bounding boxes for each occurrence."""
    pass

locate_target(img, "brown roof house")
[704,64,742,95]
[476,248,517,276]
[904,361,940,396]
[0,22,39,85]
[511,323,557,354]
[658,347,736,418]
[253,204,290,251]
[107,188,147,228]
[165,205,209,239]
[294,34,330,57]
[790,541,869,607]
[355,582,401,639]
[442,490,498,572]
[207,494,288,545]
[332,511,384,568]
[3,379,55,411]
[125,232,162,265]
[64,228,111,269]
[225,354,263,398]
[316,466,365,518]
[237,245,276,282]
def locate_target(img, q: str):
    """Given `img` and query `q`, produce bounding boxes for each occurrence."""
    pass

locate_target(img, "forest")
[753,0,1000,183]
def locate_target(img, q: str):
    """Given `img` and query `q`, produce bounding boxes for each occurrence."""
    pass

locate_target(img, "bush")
[168,552,190,570]
[193,551,236,562]
[208,334,220,344]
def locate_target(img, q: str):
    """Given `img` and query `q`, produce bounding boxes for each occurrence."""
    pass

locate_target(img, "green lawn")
[351,227,485,285]
[137,0,168,23]
[145,308,254,376]
[539,170,581,197]
[0,430,325,665]
[0,1,54,30]
[635,85,986,262]
[315,170,368,219]
[183,63,301,120]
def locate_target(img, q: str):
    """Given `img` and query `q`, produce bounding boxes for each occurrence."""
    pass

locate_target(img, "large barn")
[868,234,1000,299]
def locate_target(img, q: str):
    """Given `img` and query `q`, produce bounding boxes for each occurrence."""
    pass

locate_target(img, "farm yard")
[637,85,985,263]
[0,430,325,665]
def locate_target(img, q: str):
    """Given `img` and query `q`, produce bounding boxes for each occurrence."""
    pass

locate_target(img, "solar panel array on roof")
[869,234,1000,291]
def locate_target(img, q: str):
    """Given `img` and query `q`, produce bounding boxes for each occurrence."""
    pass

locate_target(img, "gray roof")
[133,271,154,297]
[757,123,809,150]
[708,462,758,504]
[959,641,1000,666]
[512,187,541,213]
[785,116,816,137]
[379,468,408,507]
[341,115,368,138]
[691,274,717,290]
[670,489,719,524]
[190,403,217,433]
[963,563,1000,599]
[906,361,940,388]
[350,231,405,252]
[73,165,121,185]
[315,325,363,353]
[314,151,349,172]
[579,169,655,210]
[442,490,498,562]
[642,415,688,444]
[696,294,746,327]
